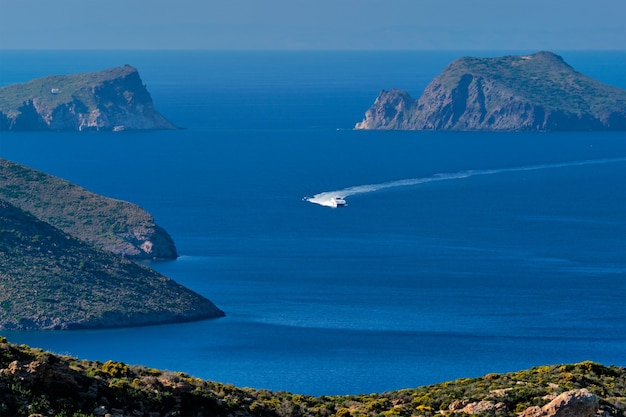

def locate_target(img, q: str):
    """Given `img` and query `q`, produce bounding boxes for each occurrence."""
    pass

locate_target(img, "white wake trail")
[305,157,626,207]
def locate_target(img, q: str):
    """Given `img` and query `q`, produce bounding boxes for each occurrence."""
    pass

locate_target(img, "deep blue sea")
[0,50,625,395]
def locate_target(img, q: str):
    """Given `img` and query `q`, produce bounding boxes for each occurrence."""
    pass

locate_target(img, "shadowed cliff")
[0,158,177,260]
[0,199,224,330]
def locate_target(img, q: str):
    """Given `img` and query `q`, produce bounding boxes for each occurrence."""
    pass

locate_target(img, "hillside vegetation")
[438,52,624,115]
[0,337,624,416]
[0,200,224,330]
[0,158,177,260]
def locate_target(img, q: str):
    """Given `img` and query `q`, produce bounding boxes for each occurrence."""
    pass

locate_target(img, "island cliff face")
[0,158,177,260]
[355,51,626,131]
[0,65,177,131]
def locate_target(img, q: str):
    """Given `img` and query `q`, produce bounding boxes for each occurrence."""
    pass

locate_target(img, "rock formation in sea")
[355,51,626,131]
[0,158,177,260]
[0,65,177,131]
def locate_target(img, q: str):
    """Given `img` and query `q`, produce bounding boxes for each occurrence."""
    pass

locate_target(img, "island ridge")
[355,51,626,131]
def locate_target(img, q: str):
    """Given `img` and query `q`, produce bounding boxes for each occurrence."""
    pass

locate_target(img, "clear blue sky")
[1,0,624,50]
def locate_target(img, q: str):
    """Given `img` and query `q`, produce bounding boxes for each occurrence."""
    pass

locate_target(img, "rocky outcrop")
[518,389,599,417]
[355,51,626,131]
[446,389,600,417]
[355,89,416,130]
[103,222,178,260]
[0,158,177,260]
[0,65,177,131]
[449,400,508,414]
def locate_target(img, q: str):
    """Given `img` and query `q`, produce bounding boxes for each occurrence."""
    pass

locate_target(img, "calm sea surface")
[0,51,625,395]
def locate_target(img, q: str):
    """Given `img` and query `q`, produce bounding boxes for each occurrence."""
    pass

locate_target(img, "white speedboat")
[333,197,347,207]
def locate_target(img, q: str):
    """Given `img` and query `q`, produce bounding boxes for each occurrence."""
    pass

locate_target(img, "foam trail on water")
[305,157,626,207]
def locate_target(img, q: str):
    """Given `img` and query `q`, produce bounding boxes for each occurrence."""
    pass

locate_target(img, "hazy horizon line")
[1,47,625,52]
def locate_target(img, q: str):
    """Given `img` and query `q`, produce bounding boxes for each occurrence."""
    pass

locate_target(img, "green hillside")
[441,51,626,115]
[0,199,223,330]
[0,158,177,260]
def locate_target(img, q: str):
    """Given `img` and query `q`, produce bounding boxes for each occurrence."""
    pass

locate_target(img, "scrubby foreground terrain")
[0,337,623,417]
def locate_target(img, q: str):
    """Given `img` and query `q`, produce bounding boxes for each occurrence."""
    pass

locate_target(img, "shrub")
[335,408,351,417]
[101,360,130,378]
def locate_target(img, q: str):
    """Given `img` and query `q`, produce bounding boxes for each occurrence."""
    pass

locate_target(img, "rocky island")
[0,65,177,131]
[0,158,177,260]
[355,51,626,131]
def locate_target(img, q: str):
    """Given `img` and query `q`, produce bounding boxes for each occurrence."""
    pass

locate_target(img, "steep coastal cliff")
[355,51,626,131]
[0,199,224,330]
[0,158,177,260]
[0,65,177,131]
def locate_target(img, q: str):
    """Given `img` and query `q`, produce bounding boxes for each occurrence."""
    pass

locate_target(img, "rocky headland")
[0,158,224,330]
[0,158,177,260]
[0,340,623,417]
[0,199,224,330]
[0,65,177,131]
[355,51,626,131]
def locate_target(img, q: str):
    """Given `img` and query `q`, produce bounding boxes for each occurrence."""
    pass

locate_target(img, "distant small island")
[355,51,626,131]
[0,65,177,131]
